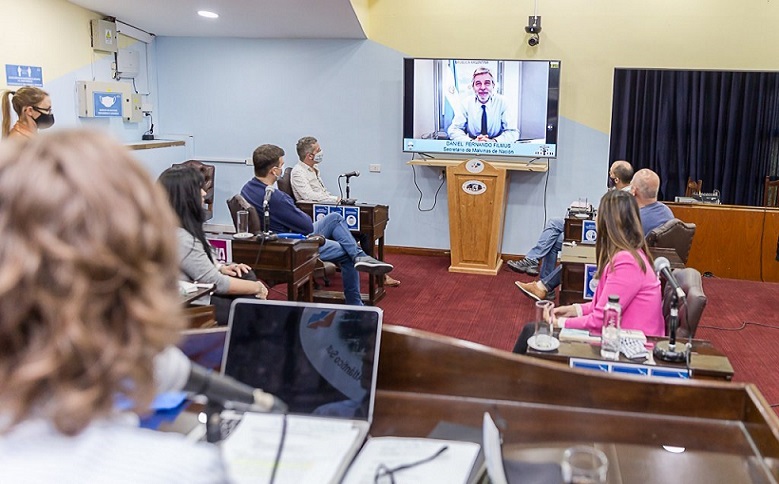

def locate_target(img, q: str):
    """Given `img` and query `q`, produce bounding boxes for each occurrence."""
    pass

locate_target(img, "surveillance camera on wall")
[525,15,542,46]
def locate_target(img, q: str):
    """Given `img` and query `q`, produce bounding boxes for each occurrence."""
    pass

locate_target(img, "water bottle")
[600,295,621,360]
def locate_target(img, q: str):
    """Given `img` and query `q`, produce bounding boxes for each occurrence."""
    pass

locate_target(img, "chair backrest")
[662,268,707,339]
[277,167,296,201]
[645,218,697,264]
[764,176,779,207]
[226,194,261,233]
[685,177,702,197]
[174,160,216,220]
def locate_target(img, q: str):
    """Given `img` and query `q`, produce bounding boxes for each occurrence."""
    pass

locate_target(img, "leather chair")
[764,175,779,207]
[662,268,707,339]
[645,218,696,264]
[277,167,296,200]
[225,194,336,287]
[685,177,702,197]
[174,160,216,220]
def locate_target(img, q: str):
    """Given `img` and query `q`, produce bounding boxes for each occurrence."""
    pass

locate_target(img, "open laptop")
[219,299,383,483]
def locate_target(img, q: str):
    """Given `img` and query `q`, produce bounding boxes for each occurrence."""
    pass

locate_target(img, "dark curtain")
[609,69,779,205]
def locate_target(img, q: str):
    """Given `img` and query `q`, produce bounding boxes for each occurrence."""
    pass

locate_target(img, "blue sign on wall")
[5,64,43,87]
[93,92,123,117]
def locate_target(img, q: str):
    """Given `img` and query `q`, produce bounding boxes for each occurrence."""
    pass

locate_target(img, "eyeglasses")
[32,106,53,115]
[373,445,448,483]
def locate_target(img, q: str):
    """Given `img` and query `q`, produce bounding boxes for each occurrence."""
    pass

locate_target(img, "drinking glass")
[533,300,555,349]
[561,446,608,484]
[236,210,249,235]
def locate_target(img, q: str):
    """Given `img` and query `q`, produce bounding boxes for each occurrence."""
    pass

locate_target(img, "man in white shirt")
[290,136,340,203]
[447,67,520,143]
[290,136,400,287]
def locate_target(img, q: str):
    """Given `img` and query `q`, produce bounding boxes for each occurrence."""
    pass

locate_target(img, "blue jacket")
[241,178,314,234]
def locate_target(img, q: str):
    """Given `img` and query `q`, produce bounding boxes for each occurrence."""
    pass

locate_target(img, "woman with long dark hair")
[159,165,267,325]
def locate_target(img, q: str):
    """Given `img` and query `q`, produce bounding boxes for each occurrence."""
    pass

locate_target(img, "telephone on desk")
[567,199,594,219]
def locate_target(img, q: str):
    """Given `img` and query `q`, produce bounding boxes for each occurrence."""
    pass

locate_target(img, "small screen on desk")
[222,300,382,420]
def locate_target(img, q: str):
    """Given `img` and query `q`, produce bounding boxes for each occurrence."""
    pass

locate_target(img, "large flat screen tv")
[403,58,561,159]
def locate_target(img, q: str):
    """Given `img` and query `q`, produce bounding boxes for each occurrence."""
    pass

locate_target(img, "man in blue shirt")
[241,144,393,306]
[447,67,519,143]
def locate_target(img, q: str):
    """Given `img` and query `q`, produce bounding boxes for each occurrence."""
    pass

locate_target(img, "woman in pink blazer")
[553,189,664,336]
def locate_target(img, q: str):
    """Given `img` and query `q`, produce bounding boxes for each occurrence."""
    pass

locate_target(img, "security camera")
[528,34,540,47]
[525,15,542,46]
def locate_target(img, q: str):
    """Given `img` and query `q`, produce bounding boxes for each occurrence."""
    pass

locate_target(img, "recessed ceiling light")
[198,10,219,19]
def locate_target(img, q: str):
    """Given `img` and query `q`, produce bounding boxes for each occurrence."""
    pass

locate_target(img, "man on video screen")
[447,67,519,143]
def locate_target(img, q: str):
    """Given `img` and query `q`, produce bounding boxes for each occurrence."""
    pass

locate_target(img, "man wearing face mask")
[1,87,55,140]
[290,136,340,203]
[289,136,402,287]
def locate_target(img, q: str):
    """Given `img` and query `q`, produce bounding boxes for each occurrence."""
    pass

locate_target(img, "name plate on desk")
[313,204,360,231]
[581,220,597,245]
[207,237,232,264]
[583,264,597,299]
[570,358,690,379]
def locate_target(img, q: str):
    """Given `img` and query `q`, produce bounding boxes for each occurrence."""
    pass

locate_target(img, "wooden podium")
[446,160,508,275]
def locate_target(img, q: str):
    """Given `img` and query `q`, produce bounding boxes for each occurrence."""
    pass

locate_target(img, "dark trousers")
[211,270,258,326]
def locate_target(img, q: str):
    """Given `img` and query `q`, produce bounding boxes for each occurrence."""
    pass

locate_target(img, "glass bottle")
[600,295,621,360]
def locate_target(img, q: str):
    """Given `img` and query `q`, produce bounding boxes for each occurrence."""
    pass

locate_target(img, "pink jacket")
[564,250,665,336]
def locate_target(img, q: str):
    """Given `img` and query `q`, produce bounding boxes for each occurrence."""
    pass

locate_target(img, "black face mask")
[33,112,55,129]
[607,174,616,190]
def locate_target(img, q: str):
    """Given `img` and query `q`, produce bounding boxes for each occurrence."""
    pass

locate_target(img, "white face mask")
[313,151,324,164]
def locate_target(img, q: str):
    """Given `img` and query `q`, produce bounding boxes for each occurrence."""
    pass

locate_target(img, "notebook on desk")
[219,299,383,484]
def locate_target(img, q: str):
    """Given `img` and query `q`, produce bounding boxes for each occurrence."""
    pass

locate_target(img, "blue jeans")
[526,218,563,281]
[541,265,562,291]
[313,213,365,306]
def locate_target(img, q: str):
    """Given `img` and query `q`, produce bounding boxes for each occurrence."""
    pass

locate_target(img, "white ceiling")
[67,0,366,39]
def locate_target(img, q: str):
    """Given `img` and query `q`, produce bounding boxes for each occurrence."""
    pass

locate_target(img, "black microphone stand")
[345,175,353,200]
[653,292,686,362]
[204,400,225,443]
[256,200,278,241]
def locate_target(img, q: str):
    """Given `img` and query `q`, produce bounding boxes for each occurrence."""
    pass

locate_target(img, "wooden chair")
[764,176,779,207]
[685,177,702,197]
[662,268,707,339]
[645,218,697,264]
[174,160,216,220]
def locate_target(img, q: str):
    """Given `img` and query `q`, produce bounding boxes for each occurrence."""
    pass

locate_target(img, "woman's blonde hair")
[0,129,185,436]
[1,86,49,138]
[594,189,653,278]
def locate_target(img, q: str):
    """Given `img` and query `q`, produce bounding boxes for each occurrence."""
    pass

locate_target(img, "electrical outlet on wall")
[369,164,381,173]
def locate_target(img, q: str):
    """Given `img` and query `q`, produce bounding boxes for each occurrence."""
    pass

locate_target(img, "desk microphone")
[154,346,287,413]
[654,257,686,301]
[339,171,360,178]
[259,186,278,241]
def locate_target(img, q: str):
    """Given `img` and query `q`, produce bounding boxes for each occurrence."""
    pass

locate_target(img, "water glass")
[236,210,249,235]
[533,300,555,349]
[561,446,608,484]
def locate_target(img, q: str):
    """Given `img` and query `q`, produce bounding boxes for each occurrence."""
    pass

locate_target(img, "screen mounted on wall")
[403,58,561,159]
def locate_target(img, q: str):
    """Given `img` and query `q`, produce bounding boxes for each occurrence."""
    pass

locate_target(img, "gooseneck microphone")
[154,346,287,413]
[653,257,687,363]
[259,186,278,241]
[339,171,360,178]
[654,257,686,301]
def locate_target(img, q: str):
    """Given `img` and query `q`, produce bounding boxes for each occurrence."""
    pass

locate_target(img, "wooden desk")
[563,213,595,243]
[559,245,683,306]
[296,202,389,305]
[667,202,779,282]
[373,326,779,483]
[526,335,734,381]
[229,236,320,301]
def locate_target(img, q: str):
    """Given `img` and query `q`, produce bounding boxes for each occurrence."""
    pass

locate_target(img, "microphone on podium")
[154,346,287,413]
[652,257,688,363]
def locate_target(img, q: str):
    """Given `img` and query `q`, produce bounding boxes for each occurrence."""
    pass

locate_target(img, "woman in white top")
[0,130,228,483]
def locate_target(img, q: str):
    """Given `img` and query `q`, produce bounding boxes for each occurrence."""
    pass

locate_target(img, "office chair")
[662,268,707,339]
[645,218,696,264]
[685,177,702,197]
[764,176,779,207]
[277,167,297,201]
[225,194,336,288]
[174,160,216,220]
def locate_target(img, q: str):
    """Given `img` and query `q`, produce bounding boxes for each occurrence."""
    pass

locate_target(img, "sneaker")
[507,258,539,276]
[515,281,547,301]
[354,255,394,275]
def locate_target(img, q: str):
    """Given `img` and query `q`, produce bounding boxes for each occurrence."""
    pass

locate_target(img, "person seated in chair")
[289,136,401,287]
[159,165,269,326]
[513,190,664,353]
[241,144,394,306]
[516,168,673,302]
